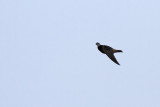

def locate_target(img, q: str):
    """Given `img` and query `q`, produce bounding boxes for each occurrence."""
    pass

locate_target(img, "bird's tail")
[115,50,123,53]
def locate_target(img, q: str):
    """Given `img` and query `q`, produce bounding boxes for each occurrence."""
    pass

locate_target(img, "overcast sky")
[0,0,160,107]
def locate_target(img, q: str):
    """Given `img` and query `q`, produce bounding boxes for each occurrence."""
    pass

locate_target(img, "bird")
[96,42,123,65]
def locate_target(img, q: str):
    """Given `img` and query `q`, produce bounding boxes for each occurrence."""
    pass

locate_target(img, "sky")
[0,0,160,107]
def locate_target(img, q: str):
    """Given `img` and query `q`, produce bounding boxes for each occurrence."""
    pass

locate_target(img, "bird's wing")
[102,48,120,65]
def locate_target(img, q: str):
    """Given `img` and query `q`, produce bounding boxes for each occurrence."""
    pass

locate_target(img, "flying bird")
[96,42,122,65]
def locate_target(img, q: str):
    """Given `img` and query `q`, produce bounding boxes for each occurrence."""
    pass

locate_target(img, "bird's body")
[97,45,112,53]
[96,42,122,65]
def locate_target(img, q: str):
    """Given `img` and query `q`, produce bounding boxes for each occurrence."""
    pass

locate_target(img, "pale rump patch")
[112,49,117,52]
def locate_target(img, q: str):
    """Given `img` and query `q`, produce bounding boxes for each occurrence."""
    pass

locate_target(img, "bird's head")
[96,42,101,46]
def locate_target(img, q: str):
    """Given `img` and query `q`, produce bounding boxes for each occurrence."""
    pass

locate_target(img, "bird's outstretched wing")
[102,47,120,65]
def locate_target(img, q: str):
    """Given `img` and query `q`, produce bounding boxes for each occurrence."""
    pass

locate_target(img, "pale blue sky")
[0,0,160,107]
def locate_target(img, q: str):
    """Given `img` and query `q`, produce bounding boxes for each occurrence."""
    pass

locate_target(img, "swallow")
[96,42,123,65]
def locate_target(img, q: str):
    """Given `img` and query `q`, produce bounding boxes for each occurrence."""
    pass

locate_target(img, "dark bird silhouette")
[96,42,122,65]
